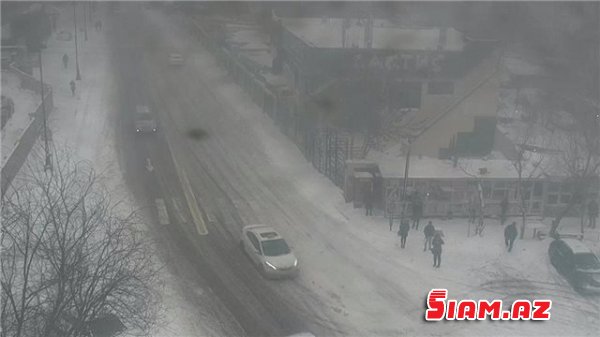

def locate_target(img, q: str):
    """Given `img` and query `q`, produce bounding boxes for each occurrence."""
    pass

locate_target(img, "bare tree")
[549,113,600,237]
[458,162,489,237]
[1,149,162,337]
[508,122,547,239]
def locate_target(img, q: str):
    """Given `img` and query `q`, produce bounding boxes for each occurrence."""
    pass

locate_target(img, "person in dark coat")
[70,80,76,96]
[431,232,444,268]
[398,218,410,249]
[412,200,423,230]
[411,192,423,230]
[468,203,477,224]
[504,221,518,252]
[423,221,435,252]
[62,54,69,69]
[588,199,598,229]
[364,188,373,216]
[500,196,508,225]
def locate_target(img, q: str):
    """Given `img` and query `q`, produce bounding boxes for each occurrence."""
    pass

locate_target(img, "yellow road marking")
[166,140,208,235]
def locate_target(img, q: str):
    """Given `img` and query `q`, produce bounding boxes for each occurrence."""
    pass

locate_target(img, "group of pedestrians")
[62,54,77,96]
[365,187,599,268]
[397,218,444,268]
[60,15,103,97]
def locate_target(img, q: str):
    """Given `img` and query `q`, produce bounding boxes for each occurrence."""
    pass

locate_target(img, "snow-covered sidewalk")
[16,4,226,337]
[1,71,40,167]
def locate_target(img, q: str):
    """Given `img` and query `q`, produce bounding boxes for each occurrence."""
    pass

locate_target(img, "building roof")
[280,17,465,52]
[368,152,549,180]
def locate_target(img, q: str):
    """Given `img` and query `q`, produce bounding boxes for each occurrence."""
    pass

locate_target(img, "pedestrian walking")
[364,188,373,216]
[589,199,598,229]
[500,196,508,225]
[423,221,435,252]
[62,54,69,69]
[398,218,410,249]
[95,20,102,32]
[411,192,423,230]
[431,232,444,268]
[468,202,477,224]
[504,221,518,252]
[70,80,76,96]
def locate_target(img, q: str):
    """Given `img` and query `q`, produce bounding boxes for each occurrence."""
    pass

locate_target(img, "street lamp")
[83,1,88,41]
[73,2,81,80]
[401,137,413,214]
[38,50,52,172]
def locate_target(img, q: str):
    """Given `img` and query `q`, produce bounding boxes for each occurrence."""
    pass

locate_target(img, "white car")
[168,53,184,66]
[240,225,299,278]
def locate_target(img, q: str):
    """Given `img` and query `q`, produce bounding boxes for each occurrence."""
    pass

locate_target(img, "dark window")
[246,232,260,251]
[534,182,543,197]
[428,81,454,95]
[390,81,421,109]
[560,194,571,204]
[575,253,600,270]
[261,239,291,256]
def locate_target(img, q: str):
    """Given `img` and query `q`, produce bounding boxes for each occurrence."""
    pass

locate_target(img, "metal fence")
[189,18,359,189]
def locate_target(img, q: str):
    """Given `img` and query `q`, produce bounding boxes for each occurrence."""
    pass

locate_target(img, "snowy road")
[107,4,599,337]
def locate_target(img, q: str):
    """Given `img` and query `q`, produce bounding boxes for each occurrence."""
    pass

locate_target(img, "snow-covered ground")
[151,9,600,336]
[9,4,227,337]
[1,71,40,167]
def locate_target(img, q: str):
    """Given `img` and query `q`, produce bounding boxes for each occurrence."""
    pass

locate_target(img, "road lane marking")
[166,140,208,235]
[172,197,188,224]
[146,157,154,172]
[155,198,169,225]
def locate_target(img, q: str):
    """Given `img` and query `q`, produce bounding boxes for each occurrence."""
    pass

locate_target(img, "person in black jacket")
[588,199,598,229]
[431,232,444,268]
[423,221,435,252]
[504,221,518,252]
[398,218,410,248]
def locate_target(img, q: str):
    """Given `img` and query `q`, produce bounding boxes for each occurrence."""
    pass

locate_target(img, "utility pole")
[401,138,413,216]
[38,51,51,172]
[83,1,88,41]
[73,2,81,80]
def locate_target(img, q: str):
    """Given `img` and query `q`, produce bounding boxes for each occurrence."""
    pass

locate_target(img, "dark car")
[549,238,600,293]
[134,105,157,134]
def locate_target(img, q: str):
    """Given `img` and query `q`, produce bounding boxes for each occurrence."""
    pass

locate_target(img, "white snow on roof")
[281,17,464,51]
[368,151,547,179]
[503,54,544,76]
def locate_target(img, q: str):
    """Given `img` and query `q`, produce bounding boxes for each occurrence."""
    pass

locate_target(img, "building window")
[427,81,454,95]
[546,182,572,205]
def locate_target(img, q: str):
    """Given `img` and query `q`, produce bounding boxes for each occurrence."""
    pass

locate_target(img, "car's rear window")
[575,253,600,270]
[261,238,290,256]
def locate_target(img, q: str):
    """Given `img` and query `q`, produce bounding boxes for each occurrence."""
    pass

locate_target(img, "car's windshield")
[136,113,153,121]
[261,239,290,256]
[575,253,600,270]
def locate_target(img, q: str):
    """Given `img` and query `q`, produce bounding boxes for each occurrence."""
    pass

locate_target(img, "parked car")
[134,105,157,133]
[168,53,184,66]
[240,225,299,279]
[549,238,600,294]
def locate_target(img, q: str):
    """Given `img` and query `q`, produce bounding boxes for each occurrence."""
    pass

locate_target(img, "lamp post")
[83,1,88,41]
[38,50,52,172]
[401,137,413,215]
[73,2,81,80]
